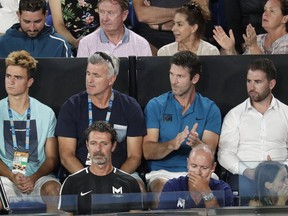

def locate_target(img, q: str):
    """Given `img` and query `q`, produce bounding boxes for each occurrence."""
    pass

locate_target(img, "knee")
[40,181,61,196]
[149,178,168,193]
[137,178,147,193]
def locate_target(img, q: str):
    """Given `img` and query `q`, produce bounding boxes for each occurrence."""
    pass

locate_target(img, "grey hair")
[87,52,120,77]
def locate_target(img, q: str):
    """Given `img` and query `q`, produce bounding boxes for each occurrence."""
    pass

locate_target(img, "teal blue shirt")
[144,92,221,172]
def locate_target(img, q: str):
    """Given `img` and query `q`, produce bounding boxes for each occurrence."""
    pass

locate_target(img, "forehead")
[6,65,28,76]
[174,13,188,21]
[170,64,190,75]
[88,131,112,141]
[265,0,281,8]
[20,10,45,17]
[87,63,109,73]
[189,150,213,165]
[247,69,267,79]
[19,10,45,20]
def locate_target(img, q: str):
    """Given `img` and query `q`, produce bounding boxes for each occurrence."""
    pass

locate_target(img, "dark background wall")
[0,55,287,118]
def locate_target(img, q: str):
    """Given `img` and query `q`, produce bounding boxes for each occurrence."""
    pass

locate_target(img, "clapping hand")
[187,123,201,147]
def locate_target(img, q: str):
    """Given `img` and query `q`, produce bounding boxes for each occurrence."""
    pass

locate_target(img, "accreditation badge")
[12,151,29,175]
[85,152,91,166]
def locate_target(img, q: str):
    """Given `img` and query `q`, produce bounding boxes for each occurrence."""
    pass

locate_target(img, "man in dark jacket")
[0,0,72,58]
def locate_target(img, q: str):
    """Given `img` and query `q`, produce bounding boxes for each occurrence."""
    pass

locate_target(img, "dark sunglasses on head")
[94,52,115,69]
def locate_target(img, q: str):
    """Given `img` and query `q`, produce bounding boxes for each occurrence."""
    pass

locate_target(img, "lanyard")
[7,98,31,151]
[88,90,114,126]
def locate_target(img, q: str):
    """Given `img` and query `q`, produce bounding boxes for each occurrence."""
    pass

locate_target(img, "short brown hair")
[85,121,117,144]
[19,0,47,15]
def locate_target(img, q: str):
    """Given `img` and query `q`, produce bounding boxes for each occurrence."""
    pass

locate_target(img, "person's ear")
[269,79,276,90]
[109,75,116,86]
[191,24,199,34]
[192,73,200,84]
[211,162,217,173]
[17,11,20,21]
[86,140,89,150]
[282,15,288,24]
[111,141,117,152]
[27,78,34,88]
[122,10,129,22]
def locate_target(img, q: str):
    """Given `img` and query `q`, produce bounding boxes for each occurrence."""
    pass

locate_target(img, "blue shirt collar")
[99,26,130,43]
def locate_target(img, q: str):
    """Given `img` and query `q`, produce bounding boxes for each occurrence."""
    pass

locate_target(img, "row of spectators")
[0,0,287,58]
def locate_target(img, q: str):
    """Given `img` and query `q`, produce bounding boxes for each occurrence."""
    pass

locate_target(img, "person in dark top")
[58,121,142,215]
[0,0,71,57]
[55,51,146,191]
[158,143,233,209]
[250,161,288,207]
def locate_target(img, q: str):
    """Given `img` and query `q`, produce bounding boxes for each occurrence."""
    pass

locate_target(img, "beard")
[171,84,192,97]
[248,88,271,102]
[91,152,108,165]
[20,26,43,38]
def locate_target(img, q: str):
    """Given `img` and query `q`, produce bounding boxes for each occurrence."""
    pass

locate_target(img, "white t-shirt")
[157,39,220,56]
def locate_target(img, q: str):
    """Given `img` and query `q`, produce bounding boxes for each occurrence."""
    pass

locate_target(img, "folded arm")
[133,0,177,25]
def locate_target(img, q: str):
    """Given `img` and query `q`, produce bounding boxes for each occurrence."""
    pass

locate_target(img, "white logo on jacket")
[112,186,123,194]
[177,197,185,208]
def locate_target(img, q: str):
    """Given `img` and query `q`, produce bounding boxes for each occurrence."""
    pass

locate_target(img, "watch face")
[203,192,215,201]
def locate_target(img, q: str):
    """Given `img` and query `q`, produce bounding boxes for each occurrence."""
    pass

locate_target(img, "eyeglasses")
[94,52,115,69]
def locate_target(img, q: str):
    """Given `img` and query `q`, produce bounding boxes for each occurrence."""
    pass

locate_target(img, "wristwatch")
[202,192,215,202]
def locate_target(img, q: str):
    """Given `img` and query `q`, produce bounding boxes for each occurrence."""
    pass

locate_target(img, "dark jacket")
[0,23,72,58]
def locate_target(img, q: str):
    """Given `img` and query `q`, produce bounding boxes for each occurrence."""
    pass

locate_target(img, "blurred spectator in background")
[219,0,267,54]
[48,0,99,53]
[133,0,218,55]
[250,161,288,206]
[0,0,19,34]
[157,1,219,56]
[77,0,151,57]
[133,0,189,55]
[213,0,288,54]
[0,0,72,57]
